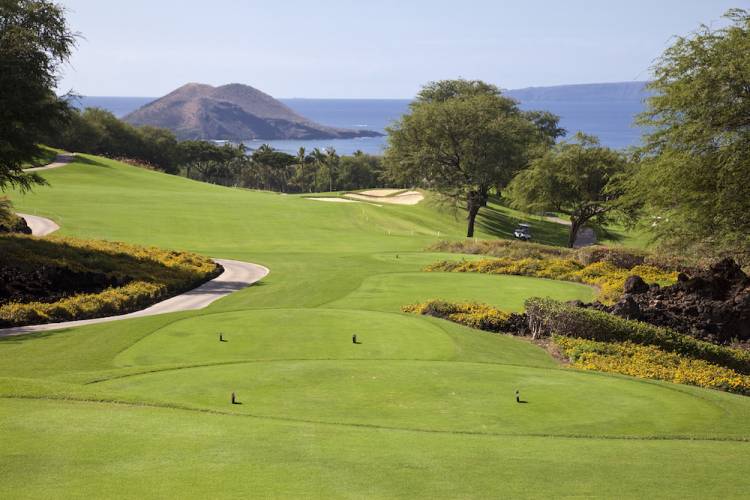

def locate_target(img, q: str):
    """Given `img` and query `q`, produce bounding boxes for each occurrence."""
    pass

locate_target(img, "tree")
[0,0,75,192]
[505,133,630,247]
[311,148,326,192]
[294,146,307,192]
[632,8,750,262]
[323,148,339,192]
[384,79,561,237]
[338,151,383,190]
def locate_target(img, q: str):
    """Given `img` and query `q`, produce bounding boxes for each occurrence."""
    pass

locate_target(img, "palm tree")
[312,147,326,192]
[296,146,306,192]
[324,147,339,192]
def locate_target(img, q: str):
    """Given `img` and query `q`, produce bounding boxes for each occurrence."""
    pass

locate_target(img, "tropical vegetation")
[0,234,219,327]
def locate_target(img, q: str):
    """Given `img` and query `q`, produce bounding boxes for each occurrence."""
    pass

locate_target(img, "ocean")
[76,83,649,155]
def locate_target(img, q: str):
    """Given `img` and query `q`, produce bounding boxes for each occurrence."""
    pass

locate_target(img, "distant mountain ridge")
[505,81,651,102]
[123,83,383,141]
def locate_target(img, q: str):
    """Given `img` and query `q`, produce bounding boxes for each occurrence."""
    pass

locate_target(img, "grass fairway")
[2,155,749,498]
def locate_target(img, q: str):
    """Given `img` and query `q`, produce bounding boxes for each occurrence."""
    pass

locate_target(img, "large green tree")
[633,8,750,262]
[506,133,629,247]
[384,79,561,237]
[0,0,75,192]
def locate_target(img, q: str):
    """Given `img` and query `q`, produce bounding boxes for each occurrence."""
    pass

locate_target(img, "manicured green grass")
[2,155,748,498]
[3,399,748,499]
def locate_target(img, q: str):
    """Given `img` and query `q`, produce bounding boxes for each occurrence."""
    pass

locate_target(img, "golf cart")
[513,223,532,241]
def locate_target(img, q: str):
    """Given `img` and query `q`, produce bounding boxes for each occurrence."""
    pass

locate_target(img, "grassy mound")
[404,296,750,395]
[0,234,219,327]
[424,243,678,303]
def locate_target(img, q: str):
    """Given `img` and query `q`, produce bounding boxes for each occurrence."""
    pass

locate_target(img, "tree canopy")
[633,8,750,262]
[384,79,562,237]
[505,133,630,247]
[0,0,75,192]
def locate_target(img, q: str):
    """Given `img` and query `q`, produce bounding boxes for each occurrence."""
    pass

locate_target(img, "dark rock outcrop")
[0,265,129,305]
[588,258,750,343]
[0,215,32,235]
[623,275,649,295]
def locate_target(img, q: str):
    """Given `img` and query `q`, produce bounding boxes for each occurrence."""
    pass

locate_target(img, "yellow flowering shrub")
[402,300,513,332]
[425,257,677,304]
[0,234,220,327]
[554,336,750,395]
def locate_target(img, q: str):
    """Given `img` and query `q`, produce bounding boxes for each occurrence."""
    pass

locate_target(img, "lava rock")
[585,258,750,343]
[623,275,650,295]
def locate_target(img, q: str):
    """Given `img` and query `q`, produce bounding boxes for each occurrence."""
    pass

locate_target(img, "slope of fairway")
[3,155,749,499]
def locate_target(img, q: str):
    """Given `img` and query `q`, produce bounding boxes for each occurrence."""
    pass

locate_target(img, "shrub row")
[429,240,694,272]
[429,239,573,261]
[425,257,677,303]
[525,298,750,374]
[0,234,220,327]
[402,300,515,332]
[1,281,164,325]
[554,336,750,395]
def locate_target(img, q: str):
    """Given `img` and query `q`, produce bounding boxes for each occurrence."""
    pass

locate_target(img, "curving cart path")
[24,153,76,172]
[16,213,60,236]
[4,186,269,336]
[0,258,269,337]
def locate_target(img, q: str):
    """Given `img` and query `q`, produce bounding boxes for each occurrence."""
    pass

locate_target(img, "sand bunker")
[359,189,404,197]
[344,190,424,205]
[306,197,360,203]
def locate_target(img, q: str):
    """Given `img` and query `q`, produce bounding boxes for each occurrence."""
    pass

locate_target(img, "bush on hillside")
[554,336,750,395]
[429,239,573,260]
[424,257,677,304]
[573,245,648,269]
[0,234,220,327]
[525,298,750,374]
[402,300,517,332]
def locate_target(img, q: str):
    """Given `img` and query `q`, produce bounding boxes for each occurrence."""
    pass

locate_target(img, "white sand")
[344,191,424,205]
[358,189,404,197]
[306,197,360,203]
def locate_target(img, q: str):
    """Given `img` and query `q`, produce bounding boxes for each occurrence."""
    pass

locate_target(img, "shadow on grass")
[0,329,68,344]
[73,156,114,168]
[476,204,569,247]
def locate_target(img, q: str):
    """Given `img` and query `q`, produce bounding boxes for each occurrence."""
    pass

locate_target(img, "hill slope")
[124,82,383,141]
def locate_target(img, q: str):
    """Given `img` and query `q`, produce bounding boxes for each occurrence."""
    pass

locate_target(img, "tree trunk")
[466,189,487,238]
[568,218,581,248]
[467,204,480,237]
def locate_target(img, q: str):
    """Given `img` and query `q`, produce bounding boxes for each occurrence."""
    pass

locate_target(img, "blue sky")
[58,0,746,98]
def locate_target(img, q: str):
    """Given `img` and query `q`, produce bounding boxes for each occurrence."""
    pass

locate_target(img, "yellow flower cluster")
[555,336,750,395]
[424,257,678,304]
[402,300,512,332]
[0,234,220,327]
[1,281,164,326]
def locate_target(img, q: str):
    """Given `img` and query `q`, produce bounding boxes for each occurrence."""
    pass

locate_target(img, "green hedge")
[525,297,750,374]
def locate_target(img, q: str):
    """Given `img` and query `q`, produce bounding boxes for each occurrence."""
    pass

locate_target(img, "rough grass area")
[0,234,219,327]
